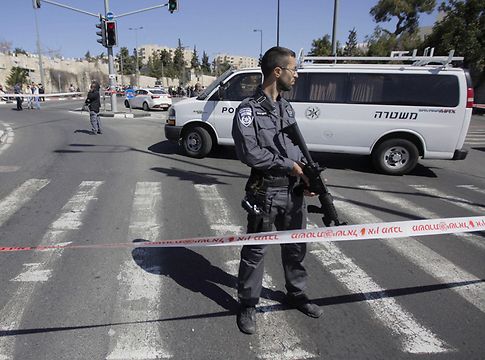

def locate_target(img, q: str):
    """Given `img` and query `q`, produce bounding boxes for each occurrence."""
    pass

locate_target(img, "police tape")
[1,215,484,253]
[1,92,84,100]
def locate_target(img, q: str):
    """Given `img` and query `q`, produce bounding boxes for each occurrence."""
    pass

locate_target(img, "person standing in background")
[84,82,102,135]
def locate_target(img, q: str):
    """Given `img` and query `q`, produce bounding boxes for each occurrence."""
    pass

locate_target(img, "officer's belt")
[262,177,290,187]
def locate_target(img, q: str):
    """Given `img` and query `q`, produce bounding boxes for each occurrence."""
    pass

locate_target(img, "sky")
[1,0,442,61]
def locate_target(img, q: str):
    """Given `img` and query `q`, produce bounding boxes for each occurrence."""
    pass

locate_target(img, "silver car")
[124,88,172,111]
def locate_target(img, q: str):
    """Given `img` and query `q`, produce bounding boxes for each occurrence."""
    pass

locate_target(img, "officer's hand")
[290,162,310,187]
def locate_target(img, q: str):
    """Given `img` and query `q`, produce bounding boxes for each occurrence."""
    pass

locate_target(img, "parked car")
[125,88,172,111]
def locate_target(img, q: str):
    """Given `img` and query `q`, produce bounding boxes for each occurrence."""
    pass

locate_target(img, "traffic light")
[168,0,178,13]
[96,21,106,47]
[106,20,118,47]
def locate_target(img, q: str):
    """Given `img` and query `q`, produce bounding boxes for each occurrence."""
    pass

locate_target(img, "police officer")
[232,46,323,335]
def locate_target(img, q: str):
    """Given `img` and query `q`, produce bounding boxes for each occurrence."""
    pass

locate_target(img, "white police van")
[165,50,473,175]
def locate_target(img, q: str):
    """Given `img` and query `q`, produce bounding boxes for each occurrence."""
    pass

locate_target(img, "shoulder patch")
[238,107,254,127]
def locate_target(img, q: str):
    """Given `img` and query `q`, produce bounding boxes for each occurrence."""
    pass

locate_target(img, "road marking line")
[0,179,50,227]
[410,185,484,214]
[0,181,103,359]
[195,184,316,359]
[360,185,485,251]
[332,190,485,314]
[307,220,450,354]
[107,182,171,360]
[194,184,244,235]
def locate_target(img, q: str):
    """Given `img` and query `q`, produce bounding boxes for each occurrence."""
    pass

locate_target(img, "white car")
[125,88,172,111]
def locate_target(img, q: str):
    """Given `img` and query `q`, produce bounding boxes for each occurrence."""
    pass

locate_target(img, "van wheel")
[124,100,130,108]
[372,139,419,175]
[143,102,150,111]
[182,127,212,158]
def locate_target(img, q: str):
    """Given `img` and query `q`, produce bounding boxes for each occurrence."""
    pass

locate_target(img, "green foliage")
[6,66,29,88]
[423,0,485,72]
[370,0,436,36]
[201,51,211,75]
[366,26,421,56]
[343,28,365,57]
[191,46,200,70]
[309,35,333,56]
[172,39,185,73]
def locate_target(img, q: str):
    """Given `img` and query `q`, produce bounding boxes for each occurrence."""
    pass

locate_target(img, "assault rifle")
[282,122,346,227]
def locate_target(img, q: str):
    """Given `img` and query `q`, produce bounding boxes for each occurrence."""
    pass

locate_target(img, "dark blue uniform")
[232,86,308,306]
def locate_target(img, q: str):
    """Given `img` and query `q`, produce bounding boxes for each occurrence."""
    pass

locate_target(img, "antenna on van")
[300,49,463,68]
[297,48,305,68]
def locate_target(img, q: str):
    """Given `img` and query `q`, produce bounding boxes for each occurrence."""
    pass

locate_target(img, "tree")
[343,28,365,57]
[201,51,211,75]
[423,0,485,75]
[191,45,200,70]
[1,41,12,53]
[14,48,28,56]
[370,0,436,36]
[308,34,333,56]
[365,25,422,56]
[6,66,29,88]
[173,39,185,73]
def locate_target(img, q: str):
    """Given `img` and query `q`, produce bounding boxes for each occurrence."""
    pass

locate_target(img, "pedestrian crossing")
[465,128,485,146]
[0,178,483,359]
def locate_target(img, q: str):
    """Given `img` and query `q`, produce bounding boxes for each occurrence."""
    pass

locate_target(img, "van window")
[307,73,346,103]
[282,74,306,102]
[349,74,460,107]
[223,73,262,101]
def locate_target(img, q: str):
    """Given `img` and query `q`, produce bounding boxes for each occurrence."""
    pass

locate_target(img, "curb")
[100,112,151,118]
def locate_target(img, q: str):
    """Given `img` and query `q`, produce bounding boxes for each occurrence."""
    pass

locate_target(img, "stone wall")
[0,52,215,93]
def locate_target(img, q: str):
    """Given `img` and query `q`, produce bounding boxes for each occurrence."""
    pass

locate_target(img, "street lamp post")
[129,26,143,87]
[254,29,262,61]
[331,0,339,55]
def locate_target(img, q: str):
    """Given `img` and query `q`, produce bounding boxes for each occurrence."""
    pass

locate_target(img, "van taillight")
[467,88,474,108]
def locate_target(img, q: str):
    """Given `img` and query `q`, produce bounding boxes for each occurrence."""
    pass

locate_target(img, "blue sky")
[1,0,441,61]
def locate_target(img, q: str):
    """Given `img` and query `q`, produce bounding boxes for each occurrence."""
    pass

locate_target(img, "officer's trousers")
[238,186,308,306]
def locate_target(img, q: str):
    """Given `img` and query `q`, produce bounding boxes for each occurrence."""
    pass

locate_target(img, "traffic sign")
[106,11,114,21]
[125,89,135,99]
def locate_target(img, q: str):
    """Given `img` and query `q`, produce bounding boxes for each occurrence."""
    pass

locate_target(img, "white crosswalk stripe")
[465,129,485,145]
[360,185,485,250]
[332,189,485,314]
[0,181,103,360]
[107,182,171,359]
[0,179,483,358]
[0,179,50,227]
[410,185,485,214]
[194,184,317,360]
[307,220,451,354]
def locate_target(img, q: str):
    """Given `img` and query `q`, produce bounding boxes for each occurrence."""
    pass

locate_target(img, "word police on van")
[165,49,473,175]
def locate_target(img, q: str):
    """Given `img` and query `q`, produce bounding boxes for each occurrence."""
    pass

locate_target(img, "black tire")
[143,102,150,111]
[372,138,419,175]
[124,100,130,108]
[182,126,212,158]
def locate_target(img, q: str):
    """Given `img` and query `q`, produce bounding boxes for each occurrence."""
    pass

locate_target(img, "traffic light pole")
[35,0,175,113]
[103,0,117,112]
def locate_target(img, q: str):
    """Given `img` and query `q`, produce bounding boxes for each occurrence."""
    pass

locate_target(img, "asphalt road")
[0,99,484,360]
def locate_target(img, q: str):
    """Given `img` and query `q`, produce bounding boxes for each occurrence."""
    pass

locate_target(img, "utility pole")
[331,0,339,55]
[277,0,280,47]
[33,2,46,89]
[129,27,143,88]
